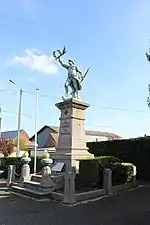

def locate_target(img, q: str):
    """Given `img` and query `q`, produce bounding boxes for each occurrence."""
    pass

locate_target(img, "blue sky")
[0,0,150,138]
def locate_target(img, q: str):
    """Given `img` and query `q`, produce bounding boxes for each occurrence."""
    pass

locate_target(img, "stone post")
[63,172,76,204]
[103,168,112,195]
[21,155,31,183]
[7,165,16,187]
[40,157,55,192]
[132,165,137,187]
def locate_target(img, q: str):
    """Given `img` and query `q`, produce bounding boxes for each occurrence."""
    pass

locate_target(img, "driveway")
[0,185,150,225]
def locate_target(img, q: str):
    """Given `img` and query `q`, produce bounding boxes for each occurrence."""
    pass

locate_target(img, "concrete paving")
[0,185,150,225]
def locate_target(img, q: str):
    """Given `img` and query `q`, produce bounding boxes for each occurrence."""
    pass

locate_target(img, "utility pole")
[34,88,39,174]
[9,79,23,157]
[17,89,22,157]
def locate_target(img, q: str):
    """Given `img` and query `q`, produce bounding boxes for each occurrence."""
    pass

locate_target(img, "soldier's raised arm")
[58,58,69,69]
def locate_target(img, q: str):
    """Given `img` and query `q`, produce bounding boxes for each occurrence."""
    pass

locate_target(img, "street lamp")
[9,79,22,157]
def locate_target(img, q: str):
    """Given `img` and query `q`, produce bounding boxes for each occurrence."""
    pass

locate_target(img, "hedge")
[111,162,134,185]
[87,137,150,180]
[0,157,43,179]
[75,156,134,190]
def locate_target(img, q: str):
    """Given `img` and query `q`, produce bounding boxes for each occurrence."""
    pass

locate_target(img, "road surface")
[0,185,150,225]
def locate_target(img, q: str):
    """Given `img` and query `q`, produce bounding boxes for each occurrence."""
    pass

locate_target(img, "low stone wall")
[51,174,64,190]
[76,189,106,201]
[51,182,136,204]
[112,183,133,193]
[51,192,64,201]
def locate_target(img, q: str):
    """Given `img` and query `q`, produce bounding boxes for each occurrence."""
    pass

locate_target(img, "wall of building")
[30,147,55,157]
[0,149,25,157]
[86,135,108,142]
[32,127,51,148]
[30,150,44,157]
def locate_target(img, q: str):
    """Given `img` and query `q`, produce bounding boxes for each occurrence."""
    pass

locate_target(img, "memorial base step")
[31,174,42,183]
[11,185,52,200]
[24,181,41,191]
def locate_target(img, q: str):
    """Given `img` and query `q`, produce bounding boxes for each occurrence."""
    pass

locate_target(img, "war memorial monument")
[52,47,93,171]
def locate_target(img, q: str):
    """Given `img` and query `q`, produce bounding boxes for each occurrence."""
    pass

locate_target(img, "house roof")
[48,126,59,133]
[85,130,120,138]
[30,125,121,140]
[1,129,35,147]
[1,129,24,139]
[43,132,58,148]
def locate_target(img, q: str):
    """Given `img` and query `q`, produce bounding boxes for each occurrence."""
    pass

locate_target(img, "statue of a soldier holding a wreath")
[53,47,89,100]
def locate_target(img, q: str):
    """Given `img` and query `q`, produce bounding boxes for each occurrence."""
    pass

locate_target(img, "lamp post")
[9,79,22,157]
[34,88,39,174]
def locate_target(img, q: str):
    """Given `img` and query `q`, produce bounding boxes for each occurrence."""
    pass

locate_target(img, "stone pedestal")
[52,98,93,172]
[21,157,31,182]
[40,166,55,192]
[40,158,55,192]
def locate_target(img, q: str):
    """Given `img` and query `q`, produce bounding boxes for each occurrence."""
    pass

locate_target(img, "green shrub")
[0,157,43,179]
[76,156,134,189]
[97,156,122,168]
[111,162,134,185]
[0,157,21,179]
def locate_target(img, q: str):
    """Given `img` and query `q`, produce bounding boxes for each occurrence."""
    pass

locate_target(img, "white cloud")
[11,49,58,74]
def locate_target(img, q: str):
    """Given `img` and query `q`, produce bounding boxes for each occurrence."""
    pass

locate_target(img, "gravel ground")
[0,185,150,225]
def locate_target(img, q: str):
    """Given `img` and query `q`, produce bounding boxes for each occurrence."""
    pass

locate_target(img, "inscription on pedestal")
[60,120,70,135]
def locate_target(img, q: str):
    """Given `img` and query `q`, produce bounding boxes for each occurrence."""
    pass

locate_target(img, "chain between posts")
[15,171,21,177]
[51,176,64,184]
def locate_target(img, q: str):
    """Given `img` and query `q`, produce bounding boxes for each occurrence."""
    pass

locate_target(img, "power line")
[24,90,57,100]
[24,91,150,114]
[1,109,124,129]
[2,110,32,118]
[1,89,150,114]
[90,104,150,114]
[37,94,150,114]
[1,109,124,128]
[0,89,18,93]
[85,124,124,129]
[1,19,45,27]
